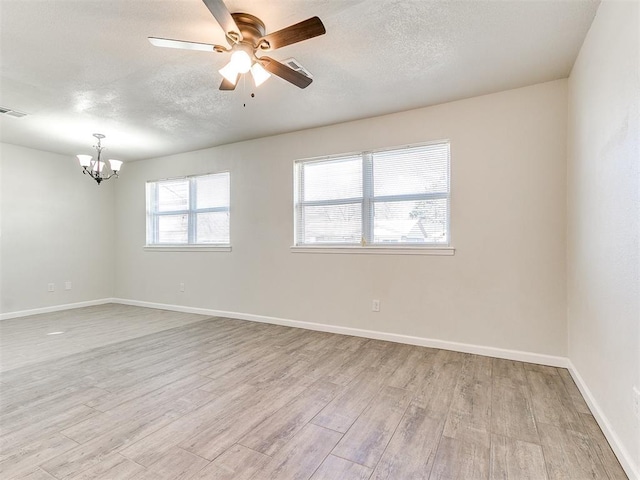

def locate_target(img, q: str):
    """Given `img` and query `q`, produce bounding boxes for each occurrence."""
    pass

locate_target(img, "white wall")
[0,143,115,313]
[567,0,640,475]
[114,80,568,357]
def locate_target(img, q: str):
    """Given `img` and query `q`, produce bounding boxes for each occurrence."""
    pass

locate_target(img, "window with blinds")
[294,142,450,246]
[146,172,230,246]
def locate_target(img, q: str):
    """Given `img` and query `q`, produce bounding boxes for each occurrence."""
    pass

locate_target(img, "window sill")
[290,245,455,256]
[143,245,231,252]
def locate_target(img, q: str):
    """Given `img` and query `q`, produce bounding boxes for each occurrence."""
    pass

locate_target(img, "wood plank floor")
[0,305,627,479]
[0,304,206,372]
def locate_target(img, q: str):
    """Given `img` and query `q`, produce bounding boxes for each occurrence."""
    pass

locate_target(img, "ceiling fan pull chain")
[242,74,247,107]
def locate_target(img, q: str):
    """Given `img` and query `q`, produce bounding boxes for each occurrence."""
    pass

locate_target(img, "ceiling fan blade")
[219,75,238,90]
[258,17,325,51]
[202,0,243,41]
[148,37,227,53]
[260,56,313,89]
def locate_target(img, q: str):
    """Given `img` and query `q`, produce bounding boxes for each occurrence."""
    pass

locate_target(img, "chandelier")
[76,134,122,185]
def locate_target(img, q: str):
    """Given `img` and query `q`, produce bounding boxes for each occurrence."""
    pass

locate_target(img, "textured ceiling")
[0,0,599,161]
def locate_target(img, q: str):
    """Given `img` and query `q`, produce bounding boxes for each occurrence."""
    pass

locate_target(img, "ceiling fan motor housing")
[230,13,267,48]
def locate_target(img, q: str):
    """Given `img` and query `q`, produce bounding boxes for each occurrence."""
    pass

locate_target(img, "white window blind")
[146,172,230,246]
[294,142,450,246]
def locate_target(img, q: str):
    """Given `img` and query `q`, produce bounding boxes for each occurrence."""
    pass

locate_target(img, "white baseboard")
[112,297,568,368]
[0,298,114,321]
[568,361,639,480]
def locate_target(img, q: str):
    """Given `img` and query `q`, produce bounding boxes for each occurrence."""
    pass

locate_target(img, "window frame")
[145,171,231,250]
[293,141,453,254]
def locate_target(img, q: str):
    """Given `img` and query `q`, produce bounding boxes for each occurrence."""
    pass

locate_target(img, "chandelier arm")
[83,167,118,184]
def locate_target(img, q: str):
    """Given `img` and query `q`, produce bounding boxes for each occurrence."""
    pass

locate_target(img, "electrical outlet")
[633,386,640,420]
[372,299,380,312]
[179,282,185,292]
[65,281,72,291]
[48,283,55,292]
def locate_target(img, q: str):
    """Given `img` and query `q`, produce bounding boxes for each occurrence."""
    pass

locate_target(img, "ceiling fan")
[149,0,326,90]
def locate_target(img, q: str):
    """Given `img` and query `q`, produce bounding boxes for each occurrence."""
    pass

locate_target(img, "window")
[294,142,450,247]
[146,172,230,246]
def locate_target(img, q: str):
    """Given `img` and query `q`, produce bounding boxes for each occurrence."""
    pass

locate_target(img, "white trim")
[567,360,639,480]
[290,246,455,256]
[143,245,231,252]
[0,298,114,321]
[112,297,565,367]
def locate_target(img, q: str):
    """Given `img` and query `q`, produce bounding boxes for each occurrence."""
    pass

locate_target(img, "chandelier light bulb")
[77,154,92,167]
[91,160,105,173]
[109,159,123,172]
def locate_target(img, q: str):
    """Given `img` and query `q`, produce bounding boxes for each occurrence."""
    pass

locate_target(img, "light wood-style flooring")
[0,305,627,479]
[0,304,206,372]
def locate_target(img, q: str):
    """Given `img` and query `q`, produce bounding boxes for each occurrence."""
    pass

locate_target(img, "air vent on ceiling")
[282,58,313,79]
[0,106,28,118]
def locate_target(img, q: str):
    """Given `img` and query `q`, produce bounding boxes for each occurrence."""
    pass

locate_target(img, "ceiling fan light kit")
[149,0,325,91]
[250,62,271,87]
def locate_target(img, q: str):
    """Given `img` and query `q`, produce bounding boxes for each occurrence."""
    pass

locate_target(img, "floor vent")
[282,58,313,79]
[0,106,28,118]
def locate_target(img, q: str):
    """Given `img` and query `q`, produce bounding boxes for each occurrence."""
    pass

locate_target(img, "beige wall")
[114,80,568,357]
[567,0,640,474]
[0,143,115,313]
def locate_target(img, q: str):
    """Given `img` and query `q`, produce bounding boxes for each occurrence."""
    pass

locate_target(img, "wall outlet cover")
[372,299,380,312]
